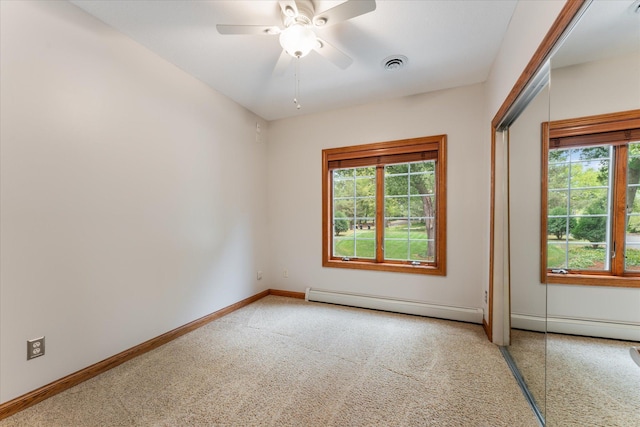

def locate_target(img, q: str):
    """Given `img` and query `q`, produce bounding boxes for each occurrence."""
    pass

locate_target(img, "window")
[322,135,446,275]
[541,109,640,287]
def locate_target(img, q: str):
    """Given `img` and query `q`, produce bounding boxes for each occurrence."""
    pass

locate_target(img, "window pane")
[384,162,437,263]
[355,198,375,219]
[385,196,407,218]
[566,243,608,271]
[625,141,640,270]
[567,217,608,271]
[333,169,354,179]
[569,189,609,216]
[548,163,569,190]
[547,146,612,272]
[548,190,568,213]
[334,199,353,217]
[354,223,375,236]
[334,237,354,257]
[384,239,408,261]
[408,220,434,262]
[333,179,354,198]
[574,146,610,162]
[385,219,408,239]
[569,159,608,188]
[355,238,375,258]
[386,164,408,174]
[550,229,607,272]
[355,176,375,197]
[385,175,407,196]
[547,241,567,269]
[410,196,427,217]
[410,239,428,258]
[547,208,573,242]
[409,161,435,195]
[332,167,375,259]
[549,150,569,163]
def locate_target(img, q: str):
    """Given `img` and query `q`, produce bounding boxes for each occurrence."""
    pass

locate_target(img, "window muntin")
[322,135,446,276]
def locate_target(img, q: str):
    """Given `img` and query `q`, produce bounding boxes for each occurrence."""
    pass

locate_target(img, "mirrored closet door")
[501,1,640,426]
[545,1,640,425]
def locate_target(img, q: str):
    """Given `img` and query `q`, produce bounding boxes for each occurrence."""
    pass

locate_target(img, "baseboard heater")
[512,314,640,342]
[305,287,484,324]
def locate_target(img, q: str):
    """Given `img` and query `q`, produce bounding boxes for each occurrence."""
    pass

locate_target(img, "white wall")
[508,53,640,330]
[267,84,488,312]
[0,1,269,403]
[550,53,640,120]
[485,0,565,122]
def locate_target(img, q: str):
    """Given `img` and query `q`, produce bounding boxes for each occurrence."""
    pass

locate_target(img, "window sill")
[323,259,446,276]
[547,273,640,288]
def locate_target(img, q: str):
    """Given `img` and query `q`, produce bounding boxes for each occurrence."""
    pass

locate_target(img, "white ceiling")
[69,0,518,121]
[551,0,640,68]
[68,0,640,121]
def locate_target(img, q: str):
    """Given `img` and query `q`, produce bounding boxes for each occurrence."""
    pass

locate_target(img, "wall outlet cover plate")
[27,337,45,360]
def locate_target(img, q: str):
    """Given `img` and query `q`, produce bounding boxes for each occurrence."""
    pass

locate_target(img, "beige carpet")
[509,329,640,427]
[0,296,538,426]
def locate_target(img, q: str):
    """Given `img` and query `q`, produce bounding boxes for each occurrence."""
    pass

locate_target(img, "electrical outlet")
[257,270,263,280]
[283,269,289,278]
[27,337,45,360]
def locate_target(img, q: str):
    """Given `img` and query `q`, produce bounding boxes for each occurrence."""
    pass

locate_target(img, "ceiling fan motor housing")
[283,0,315,28]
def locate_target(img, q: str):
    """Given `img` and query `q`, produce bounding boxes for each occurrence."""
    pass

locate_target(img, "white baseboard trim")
[512,313,640,341]
[511,314,546,332]
[305,287,484,324]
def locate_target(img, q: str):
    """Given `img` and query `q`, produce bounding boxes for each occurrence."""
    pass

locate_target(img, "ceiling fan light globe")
[279,24,316,58]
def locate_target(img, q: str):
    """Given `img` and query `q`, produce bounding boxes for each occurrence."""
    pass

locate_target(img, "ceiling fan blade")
[273,49,292,76]
[279,1,299,18]
[314,38,353,69]
[216,24,280,35]
[313,0,376,27]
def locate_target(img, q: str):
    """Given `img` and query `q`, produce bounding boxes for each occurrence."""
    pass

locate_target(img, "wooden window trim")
[322,135,447,276]
[541,109,640,288]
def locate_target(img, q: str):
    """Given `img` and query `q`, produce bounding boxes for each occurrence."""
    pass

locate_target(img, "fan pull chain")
[293,56,301,110]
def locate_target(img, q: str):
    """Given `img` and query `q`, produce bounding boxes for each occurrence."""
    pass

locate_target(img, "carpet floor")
[509,329,640,427]
[0,296,538,426]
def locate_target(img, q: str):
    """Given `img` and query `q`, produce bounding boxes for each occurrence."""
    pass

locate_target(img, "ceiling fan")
[216,0,376,73]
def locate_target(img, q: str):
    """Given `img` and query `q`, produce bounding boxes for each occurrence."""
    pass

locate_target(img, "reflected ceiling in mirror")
[553,0,640,68]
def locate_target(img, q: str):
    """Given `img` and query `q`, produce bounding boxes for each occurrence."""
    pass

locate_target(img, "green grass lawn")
[334,225,432,261]
[547,244,605,270]
[548,241,640,270]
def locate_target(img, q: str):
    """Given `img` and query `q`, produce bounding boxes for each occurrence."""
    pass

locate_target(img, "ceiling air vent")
[382,55,408,71]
